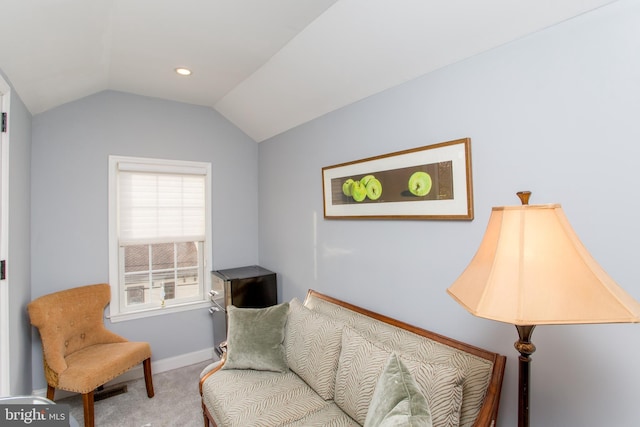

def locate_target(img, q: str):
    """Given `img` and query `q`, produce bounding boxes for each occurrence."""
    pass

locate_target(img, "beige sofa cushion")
[285,298,344,400]
[202,369,349,427]
[334,327,390,425]
[280,404,360,427]
[335,327,464,427]
[399,354,464,427]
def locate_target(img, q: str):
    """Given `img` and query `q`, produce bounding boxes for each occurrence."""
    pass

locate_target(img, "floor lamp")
[447,191,640,427]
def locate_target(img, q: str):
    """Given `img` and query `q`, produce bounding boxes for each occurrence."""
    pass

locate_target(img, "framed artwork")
[322,138,473,220]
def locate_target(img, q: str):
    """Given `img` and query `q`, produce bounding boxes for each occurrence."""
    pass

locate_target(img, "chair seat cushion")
[57,342,151,393]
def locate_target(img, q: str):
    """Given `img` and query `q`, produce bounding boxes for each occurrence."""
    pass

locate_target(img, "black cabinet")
[212,265,277,309]
[210,265,278,350]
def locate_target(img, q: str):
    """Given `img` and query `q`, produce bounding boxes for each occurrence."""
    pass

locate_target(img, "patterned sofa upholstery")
[199,289,506,427]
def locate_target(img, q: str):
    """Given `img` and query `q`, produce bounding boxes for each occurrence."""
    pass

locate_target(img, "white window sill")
[107,300,211,323]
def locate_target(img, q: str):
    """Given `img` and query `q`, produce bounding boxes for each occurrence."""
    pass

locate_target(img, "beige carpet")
[58,360,212,427]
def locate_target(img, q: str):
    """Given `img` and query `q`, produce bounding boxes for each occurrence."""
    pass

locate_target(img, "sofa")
[199,289,506,427]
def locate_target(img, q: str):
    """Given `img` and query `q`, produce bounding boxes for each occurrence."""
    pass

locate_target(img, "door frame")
[0,75,11,396]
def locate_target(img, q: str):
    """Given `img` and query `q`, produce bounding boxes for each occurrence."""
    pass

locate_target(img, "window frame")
[108,155,212,322]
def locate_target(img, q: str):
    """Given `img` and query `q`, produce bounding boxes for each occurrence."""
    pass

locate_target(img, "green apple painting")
[333,162,449,205]
[322,137,473,220]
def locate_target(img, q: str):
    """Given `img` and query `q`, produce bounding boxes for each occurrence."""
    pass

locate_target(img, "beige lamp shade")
[447,203,640,325]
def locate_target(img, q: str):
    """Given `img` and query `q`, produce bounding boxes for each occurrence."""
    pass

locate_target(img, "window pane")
[124,272,149,287]
[177,242,198,268]
[163,282,176,300]
[152,243,175,271]
[124,245,149,273]
[177,268,198,283]
[124,273,149,306]
[152,271,174,287]
[126,286,145,305]
[176,268,199,299]
[125,286,146,305]
[152,271,174,301]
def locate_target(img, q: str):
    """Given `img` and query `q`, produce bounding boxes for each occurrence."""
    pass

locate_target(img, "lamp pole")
[514,191,535,427]
[515,325,536,427]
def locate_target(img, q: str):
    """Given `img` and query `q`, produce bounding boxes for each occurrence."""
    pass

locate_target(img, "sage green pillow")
[364,353,433,427]
[222,302,290,373]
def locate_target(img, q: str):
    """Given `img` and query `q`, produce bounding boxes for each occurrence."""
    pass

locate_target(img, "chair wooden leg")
[143,358,155,398]
[82,391,94,427]
[46,385,55,401]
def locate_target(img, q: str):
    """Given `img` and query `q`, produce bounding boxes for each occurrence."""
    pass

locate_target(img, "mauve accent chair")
[28,283,154,427]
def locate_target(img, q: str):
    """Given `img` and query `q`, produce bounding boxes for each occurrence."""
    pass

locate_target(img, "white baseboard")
[32,347,218,400]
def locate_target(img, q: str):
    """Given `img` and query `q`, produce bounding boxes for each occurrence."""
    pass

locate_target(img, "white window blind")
[117,163,206,245]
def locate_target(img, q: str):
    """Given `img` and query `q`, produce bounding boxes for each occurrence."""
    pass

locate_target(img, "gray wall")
[10,0,640,423]
[1,69,33,395]
[258,1,640,426]
[30,90,259,391]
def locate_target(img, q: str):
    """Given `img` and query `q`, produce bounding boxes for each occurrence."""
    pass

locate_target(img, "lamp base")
[515,325,536,427]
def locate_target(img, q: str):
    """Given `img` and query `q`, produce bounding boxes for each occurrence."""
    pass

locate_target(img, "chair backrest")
[27,283,116,374]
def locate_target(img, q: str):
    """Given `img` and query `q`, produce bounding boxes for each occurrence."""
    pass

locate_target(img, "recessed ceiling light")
[175,67,192,76]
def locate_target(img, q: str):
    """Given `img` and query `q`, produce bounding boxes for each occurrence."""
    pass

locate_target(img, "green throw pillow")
[364,353,433,427]
[222,302,290,373]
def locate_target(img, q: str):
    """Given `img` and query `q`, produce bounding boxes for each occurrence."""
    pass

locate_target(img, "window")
[109,156,212,321]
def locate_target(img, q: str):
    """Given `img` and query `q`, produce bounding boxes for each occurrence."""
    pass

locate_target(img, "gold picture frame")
[322,138,473,220]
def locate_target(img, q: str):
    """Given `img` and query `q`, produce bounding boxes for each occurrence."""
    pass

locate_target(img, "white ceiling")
[0,0,617,142]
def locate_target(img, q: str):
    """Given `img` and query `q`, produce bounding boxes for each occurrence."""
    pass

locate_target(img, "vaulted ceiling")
[0,0,616,142]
